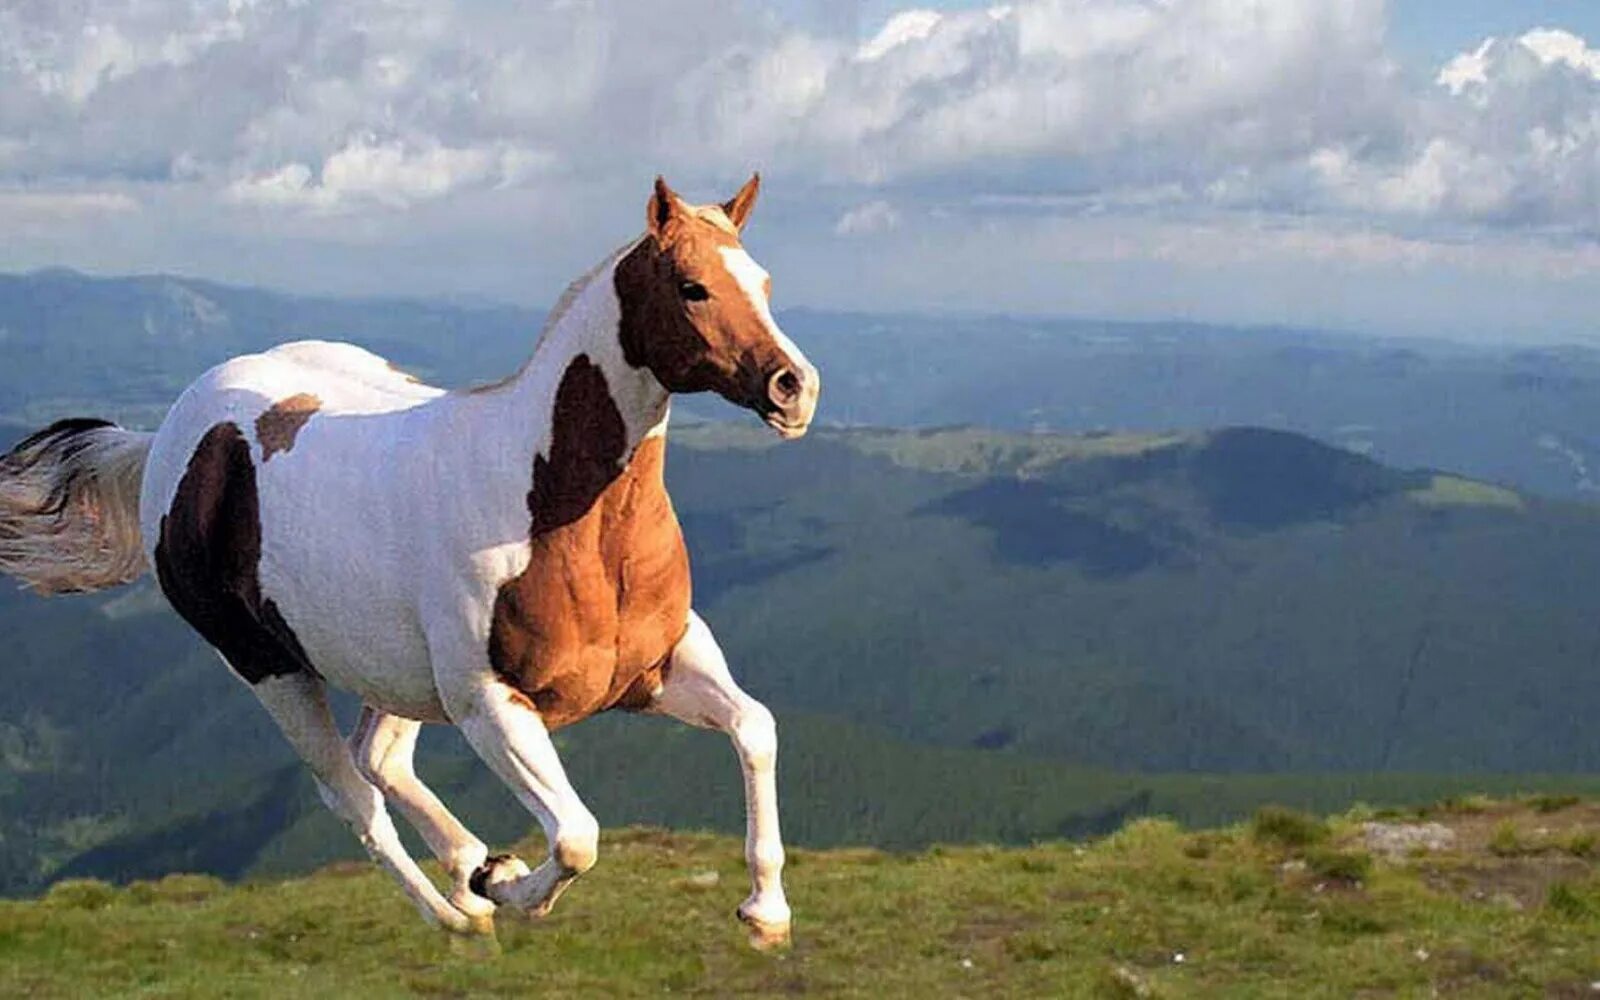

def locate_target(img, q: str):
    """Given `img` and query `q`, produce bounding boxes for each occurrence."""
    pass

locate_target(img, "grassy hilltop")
[4,797,1598,998]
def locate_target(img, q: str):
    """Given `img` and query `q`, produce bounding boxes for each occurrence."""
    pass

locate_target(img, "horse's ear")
[722,172,760,231]
[648,176,685,237]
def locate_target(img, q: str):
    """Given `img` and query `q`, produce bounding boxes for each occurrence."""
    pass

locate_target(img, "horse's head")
[616,175,819,439]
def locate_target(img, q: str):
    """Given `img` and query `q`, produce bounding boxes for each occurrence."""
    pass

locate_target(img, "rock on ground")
[1361,821,1457,858]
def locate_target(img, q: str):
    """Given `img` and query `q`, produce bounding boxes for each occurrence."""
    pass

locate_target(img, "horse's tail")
[0,418,154,594]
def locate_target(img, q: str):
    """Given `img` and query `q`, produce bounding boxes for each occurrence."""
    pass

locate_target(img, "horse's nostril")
[771,370,802,403]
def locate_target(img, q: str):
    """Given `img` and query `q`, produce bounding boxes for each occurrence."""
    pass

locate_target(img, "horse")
[0,175,817,950]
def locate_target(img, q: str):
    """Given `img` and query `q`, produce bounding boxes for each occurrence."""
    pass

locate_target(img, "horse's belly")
[254,466,446,721]
[286,599,446,721]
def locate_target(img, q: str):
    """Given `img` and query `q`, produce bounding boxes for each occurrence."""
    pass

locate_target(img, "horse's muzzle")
[763,363,819,439]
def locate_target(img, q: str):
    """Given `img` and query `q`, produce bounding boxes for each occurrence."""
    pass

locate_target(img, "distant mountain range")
[2,269,1599,893]
[4,269,1600,497]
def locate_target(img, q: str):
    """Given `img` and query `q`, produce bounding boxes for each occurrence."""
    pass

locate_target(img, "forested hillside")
[5,420,1600,892]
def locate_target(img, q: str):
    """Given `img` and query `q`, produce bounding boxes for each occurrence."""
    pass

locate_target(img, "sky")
[2,0,1599,344]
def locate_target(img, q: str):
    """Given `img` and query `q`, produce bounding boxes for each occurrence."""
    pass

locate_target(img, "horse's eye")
[678,281,709,302]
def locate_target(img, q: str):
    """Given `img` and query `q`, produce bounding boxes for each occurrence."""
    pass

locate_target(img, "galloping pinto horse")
[0,176,816,948]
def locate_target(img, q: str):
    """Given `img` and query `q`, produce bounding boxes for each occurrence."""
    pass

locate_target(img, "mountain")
[5,420,1600,892]
[0,269,537,433]
[5,269,1600,498]
[769,310,1600,501]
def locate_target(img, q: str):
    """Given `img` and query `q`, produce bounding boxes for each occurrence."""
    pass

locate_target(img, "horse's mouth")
[764,413,810,440]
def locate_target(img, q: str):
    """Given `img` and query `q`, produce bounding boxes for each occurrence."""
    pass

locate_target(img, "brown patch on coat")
[154,422,314,685]
[255,393,322,462]
[488,355,690,730]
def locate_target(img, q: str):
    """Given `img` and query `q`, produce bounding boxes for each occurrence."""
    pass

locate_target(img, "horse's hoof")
[469,853,531,904]
[450,883,498,921]
[736,906,792,952]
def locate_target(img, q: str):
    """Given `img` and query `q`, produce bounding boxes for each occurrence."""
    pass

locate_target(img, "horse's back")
[260,341,442,410]
[141,341,440,529]
[139,340,451,717]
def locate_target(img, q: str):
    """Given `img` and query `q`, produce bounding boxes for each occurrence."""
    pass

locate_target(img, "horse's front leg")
[432,633,599,919]
[650,611,791,949]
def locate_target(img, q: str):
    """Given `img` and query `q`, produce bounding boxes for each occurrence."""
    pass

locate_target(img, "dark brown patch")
[488,356,691,730]
[154,422,314,685]
[255,393,321,462]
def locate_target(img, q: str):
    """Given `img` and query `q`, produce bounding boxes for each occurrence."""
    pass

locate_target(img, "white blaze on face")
[717,246,813,376]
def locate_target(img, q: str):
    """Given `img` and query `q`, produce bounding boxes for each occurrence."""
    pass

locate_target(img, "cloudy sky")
[3,1,1599,343]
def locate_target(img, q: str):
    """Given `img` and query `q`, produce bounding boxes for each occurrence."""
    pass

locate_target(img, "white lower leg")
[353,708,493,918]
[654,613,792,946]
[451,688,599,917]
[732,704,791,934]
[253,675,478,934]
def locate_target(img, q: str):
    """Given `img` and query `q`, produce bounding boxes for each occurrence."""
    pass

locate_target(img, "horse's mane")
[464,237,645,395]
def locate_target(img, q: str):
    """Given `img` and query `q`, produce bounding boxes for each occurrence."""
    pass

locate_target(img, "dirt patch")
[950,910,1032,946]
[1419,855,1593,912]
[1427,801,1600,854]
[1393,801,1600,912]
[1432,946,1515,993]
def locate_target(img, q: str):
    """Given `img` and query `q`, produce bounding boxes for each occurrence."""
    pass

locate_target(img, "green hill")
[666,423,1600,773]
[4,798,1598,997]
[7,421,1600,894]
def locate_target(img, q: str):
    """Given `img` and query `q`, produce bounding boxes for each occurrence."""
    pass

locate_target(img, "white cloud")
[1521,28,1600,79]
[689,0,1397,184]
[0,0,1598,336]
[834,199,901,236]
[1437,39,1494,97]
[228,136,541,212]
[0,189,139,218]
[857,10,944,62]
[1314,28,1600,234]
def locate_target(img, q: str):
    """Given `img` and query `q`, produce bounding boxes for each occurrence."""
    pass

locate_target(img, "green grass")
[1248,806,1329,849]
[2,800,1597,997]
[1406,475,1525,510]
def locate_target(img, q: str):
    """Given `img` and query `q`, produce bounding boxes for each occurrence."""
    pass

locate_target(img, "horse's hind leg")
[350,706,496,924]
[648,611,791,949]
[249,671,487,934]
[435,666,599,919]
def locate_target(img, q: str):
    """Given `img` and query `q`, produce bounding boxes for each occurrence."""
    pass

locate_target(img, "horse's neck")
[460,244,670,509]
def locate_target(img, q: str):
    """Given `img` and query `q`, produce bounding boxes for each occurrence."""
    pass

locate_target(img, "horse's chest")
[487,439,690,730]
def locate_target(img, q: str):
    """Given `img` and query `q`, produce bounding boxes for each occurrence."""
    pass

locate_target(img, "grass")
[1406,475,1525,511]
[1,800,1597,997]
[1248,806,1329,849]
